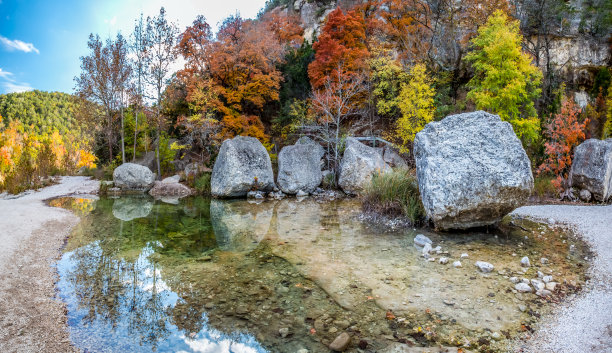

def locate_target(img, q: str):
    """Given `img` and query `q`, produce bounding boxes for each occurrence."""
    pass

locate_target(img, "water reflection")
[52,196,588,353]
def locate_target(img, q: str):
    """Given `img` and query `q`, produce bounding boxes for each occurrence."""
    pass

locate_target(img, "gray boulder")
[383,145,408,169]
[277,137,325,194]
[149,181,192,198]
[570,139,612,202]
[338,138,392,195]
[134,151,157,172]
[112,197,153,221]
[211,136,275,198]
[113,163,156,191]
[414,111,533,230]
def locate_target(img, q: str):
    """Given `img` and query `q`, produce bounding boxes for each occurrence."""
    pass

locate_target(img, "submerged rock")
[414,234,432,247]
[413,111,533,230]
[329,332,351,351]
[570,139,612,202]
[113,163,156,192]
[277,136,324,195]
[338,138,391,195]
[210,200,272,252]
[211,136,275,198]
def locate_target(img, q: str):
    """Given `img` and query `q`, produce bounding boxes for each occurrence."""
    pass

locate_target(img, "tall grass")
[362,169,426,224]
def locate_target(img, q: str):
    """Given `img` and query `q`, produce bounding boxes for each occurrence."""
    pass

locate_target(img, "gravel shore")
[511,204,612,353]
[0,177,99,353]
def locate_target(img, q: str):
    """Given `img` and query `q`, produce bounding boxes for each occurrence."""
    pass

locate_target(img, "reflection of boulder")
[210,200,273,252]
[112,197,153,221]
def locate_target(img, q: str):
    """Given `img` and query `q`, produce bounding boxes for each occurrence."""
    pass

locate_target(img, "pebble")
[328,327,338,334]
[537,289,552,297]
[510,277,519,284]
[543,275,553,283]
[439,257,449,264]
[531,279,545,291]
[515,283,532,293]
[414,234,432,247]
[518,304,527,312]
[475,261,494,273]
[279,327,290,338]
[329,332,351,352]
[443,299,455,306]
[545,282,557,291]
[334,320,350,329]
[422,243,432,257]
[541,257,549,264]
[491,332,502,341]
[461,253,469,258]
[453,261,462,268]
[521,256,531,267]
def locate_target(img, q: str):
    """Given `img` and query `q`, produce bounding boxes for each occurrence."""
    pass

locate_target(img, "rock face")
[211,136,275,198]
[338,138,392,195]
[414,111,533,230]
[570,139,612,202]
[277,137,325,195]
[113,163,156,192]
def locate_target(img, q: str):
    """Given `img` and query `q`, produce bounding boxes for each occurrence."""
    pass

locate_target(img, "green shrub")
[362,169,425,224]
[534,175,558,199]
[194,172,211,195]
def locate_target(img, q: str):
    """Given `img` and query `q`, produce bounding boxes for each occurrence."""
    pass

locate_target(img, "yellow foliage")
[395,64,435,153]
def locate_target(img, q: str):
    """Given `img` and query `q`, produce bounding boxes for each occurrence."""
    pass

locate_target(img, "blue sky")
[0,0,268,94]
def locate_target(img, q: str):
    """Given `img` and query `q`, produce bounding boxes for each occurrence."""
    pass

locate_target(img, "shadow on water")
[50,196,589,353]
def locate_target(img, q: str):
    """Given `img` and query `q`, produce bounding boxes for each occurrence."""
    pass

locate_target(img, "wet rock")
[333,320,350,329]
[515,283,532,293]
[328,327,338,334]
[277,137,324,195]
[113,163,156,191]
[414,111,533,230]
[338,137,391,195]
[297,349,309,353]
[211,136,275,198]
[314,318,325,332]
[329,332,351,352]
[475,261,494,273]
[491,332,502,341]
[279,327,290,338]
[247,191,265,199]
[422,243,432,257]
[414,234,432,247]
[453,261,462,268]
[521,256,531,267]
[518,304,527,312]
[570,138,612,201]
[112,197,153,221]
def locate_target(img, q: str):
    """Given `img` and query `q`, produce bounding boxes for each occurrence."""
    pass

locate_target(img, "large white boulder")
[571,138,612,202]
[277,137,324,194]
[113,163,155,191]
[338,137,392,195]
[211,136,275,198]
[414,111,533,230]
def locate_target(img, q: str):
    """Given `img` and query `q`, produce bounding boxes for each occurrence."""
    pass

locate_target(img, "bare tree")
[302,65,368,173]
[75,34,116,162]
[147,7,178,178]
[111,33,131,164]
[130,14,150,161]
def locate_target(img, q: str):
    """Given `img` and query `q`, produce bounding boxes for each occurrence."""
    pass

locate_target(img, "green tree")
[465,10,543,143]
[395,63,435,153]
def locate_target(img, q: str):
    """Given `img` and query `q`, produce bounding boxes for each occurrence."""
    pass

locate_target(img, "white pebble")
[453,261,462,268]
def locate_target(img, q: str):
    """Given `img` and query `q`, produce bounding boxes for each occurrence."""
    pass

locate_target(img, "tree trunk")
[133,108,138,162]
[120,92,125,164]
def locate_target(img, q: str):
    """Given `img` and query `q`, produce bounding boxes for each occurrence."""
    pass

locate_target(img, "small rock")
[443,299,455,306]
[518,304,527,312]
[329,332,351,351]
[540,258,549,265]
[579,189,592,202]
[297,350,309,353]
[334,320,350,329]
[538,271,544,279]
[491,332,502,341]
[475,261,494,273]
[510,277,519,284]
[521,256,531,267]
[515,283,532,293]
[439,257,449,265]
[531,279,545,291]
[542,275,553,283]
[279,327,290,338]
[461,253,469,259]
[296,190,308,197]
[422,243,432,257]
[453,261,462,268]
[537,289,552,297]
[414,234,432,247]
[545,282,557,291]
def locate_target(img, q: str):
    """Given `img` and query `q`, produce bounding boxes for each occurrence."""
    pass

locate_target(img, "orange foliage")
[308,7,369,90]
[538,98,589,191]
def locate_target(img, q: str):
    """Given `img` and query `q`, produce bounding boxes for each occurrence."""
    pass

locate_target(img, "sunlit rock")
[338,138,391,195]
[277,136,324,195]
[113,163,156,192]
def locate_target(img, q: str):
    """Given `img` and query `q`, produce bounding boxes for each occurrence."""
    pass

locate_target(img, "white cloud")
[0,67,33,93]
[104,16,117,26]
[0,68,13,80]
[0,35,40,54]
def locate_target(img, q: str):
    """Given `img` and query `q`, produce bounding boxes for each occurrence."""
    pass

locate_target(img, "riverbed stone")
[338,137,391,195]
[570,138,612,201]
[414,234,432,247]
[521,256,531,267]
[113,163,156,191]
[277,137,324,195]
[329,332,351,351]
[475,261,494,273]
[515,283,532,293]
[413,111,533,230]
[211,136,275,198]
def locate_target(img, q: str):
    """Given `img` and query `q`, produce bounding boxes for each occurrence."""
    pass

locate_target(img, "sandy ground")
[510,204,612,353]
[0,176,99,353]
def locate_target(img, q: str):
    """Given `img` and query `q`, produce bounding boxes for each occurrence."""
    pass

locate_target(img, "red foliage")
[538,98,589,190]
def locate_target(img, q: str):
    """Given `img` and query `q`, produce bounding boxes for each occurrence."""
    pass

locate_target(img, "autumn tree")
[466,10,543,143]
[394,63,435,152]
[147,7,178,177]
[603,88,612,139]
[369,50,408,122]
[130,14,150,161]
[110,33,131,163]
[538,98,588,192]
[308,7,369,90]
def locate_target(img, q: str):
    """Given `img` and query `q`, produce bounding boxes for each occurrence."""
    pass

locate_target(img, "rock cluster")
[414,111,533,230]
[571,138,612,202]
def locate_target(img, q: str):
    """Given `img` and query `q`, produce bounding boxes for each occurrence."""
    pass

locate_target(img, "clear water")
[50,196,588,353]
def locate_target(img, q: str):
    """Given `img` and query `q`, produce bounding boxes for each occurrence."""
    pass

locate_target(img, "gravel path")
[511,204,612,353]
[0,177,99,353]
